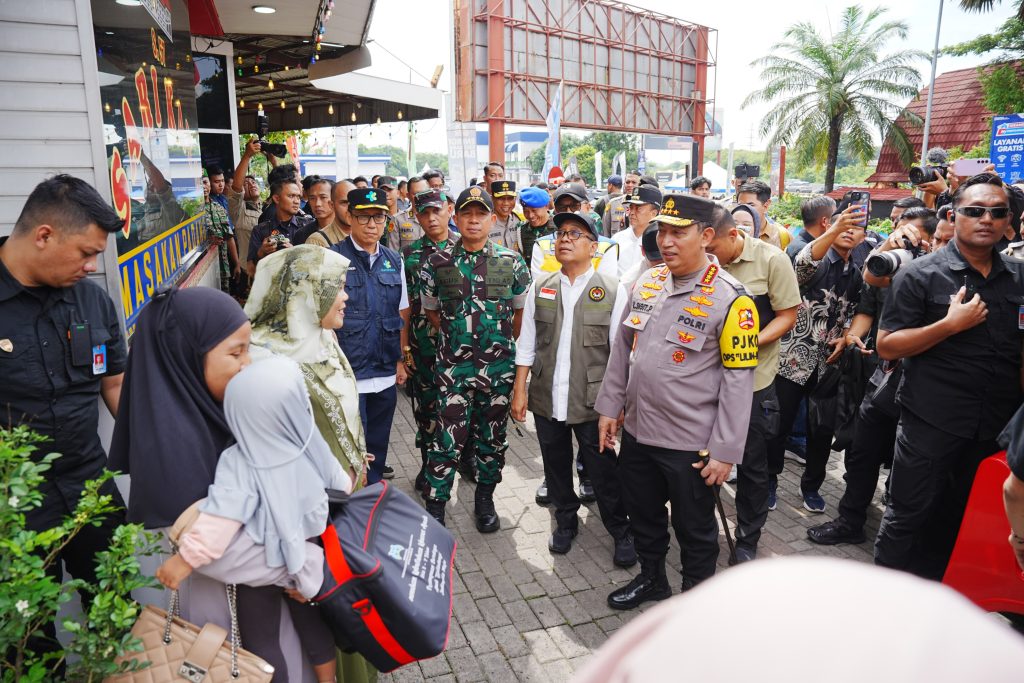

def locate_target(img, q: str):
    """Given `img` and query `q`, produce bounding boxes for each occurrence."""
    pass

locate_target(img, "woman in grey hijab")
[157,356,348,682]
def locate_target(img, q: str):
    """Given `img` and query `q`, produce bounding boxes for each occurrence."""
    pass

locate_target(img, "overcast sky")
[355,0,1015,154]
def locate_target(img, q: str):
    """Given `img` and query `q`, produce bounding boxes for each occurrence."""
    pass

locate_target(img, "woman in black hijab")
[110,287,314,682]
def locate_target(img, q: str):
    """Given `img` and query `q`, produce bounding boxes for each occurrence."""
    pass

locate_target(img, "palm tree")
[743,5,926,192]
[959,0,1024,19]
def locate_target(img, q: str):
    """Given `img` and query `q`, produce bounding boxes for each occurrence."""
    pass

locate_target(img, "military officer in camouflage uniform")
[420,187,531,530]
[402,188,459,488]
[596,194,758,609]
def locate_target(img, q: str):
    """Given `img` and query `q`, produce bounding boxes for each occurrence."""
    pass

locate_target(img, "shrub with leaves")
[0,426,159,682]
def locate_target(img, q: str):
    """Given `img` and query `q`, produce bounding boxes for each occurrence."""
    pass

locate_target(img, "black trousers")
[735,385,779,552]
[767,372,835,494]
[837,395,898,530]
[534,415,630,540]
[618,430,718,585]
[874,409,997,580]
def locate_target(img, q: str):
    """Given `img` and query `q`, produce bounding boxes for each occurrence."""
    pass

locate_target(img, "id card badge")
[1018,304,1024,330]
[91,344,107,375]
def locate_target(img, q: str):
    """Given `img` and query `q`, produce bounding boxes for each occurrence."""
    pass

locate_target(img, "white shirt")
[516,268,629,422]
[611,226,645,278]
[350,239,410,394]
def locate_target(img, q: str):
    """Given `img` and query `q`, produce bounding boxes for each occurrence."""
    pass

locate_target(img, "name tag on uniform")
[92,344,107,375]
[539,287,557,300]
[1019,304,1024,330]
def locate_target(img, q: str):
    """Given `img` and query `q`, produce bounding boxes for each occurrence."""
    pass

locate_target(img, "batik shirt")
[203,199,234,292]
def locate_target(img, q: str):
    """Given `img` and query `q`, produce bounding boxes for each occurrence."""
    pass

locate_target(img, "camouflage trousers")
[425,367,514,501]
[409,353,441,454]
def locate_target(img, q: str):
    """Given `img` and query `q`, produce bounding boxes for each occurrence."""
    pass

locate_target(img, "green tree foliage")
[744,5,925,191]
[526,132,640,182]
[0,427,160,681]
[956,0,1024,21]
[945,17,1024,59]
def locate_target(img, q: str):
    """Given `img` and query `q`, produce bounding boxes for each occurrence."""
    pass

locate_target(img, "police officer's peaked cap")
[455,186,494,212]
[657,193,716,227]
[552,211,600,240]
[491,180,517,197]
[414,189,447,212]
[625,184,662,207]
[519,186,550,208]
[349,187,389,212]
[553,182,588,204]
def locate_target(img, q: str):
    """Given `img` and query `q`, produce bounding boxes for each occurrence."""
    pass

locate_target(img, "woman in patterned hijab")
[245,245,369,487]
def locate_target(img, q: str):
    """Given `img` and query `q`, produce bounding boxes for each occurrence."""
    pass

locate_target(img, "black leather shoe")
[535,479,550,506]
[548,527,578,554]
[807,518,866,545]
[613,535,638,568]
[381,465,395,480]
[607,573,671,610]
[474,483,500,533]
[425,499,446,527]
[578,479,596,503]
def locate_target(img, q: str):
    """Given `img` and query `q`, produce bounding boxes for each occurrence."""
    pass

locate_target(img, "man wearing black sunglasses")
[874,173,1024,579]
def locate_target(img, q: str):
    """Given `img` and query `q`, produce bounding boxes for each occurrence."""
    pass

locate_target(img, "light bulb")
[267,78,274,90]
[258,102,264,111]
[376,116,381,124]
[237,55,243,65]
[397,110,403,120]
[104,102,111,113]
[297,103,303,115]
[351,111,356,122]
[328,103,334,115]
[239,98,245,108]
[284,65,289,71]
[254,64,259,73]
[280,99,285,109]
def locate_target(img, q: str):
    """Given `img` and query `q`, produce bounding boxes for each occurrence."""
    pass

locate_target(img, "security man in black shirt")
[874,173,1024,579]
[0,175,128,643]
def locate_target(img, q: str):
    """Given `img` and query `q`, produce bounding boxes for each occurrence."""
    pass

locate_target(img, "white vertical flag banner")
[541,81,563,180]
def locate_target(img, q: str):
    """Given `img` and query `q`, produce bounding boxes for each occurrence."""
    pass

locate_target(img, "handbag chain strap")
[226,584,241,678]
[163,588,180,644]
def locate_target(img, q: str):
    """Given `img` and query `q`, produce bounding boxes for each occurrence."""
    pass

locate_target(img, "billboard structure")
[454,0,716,168]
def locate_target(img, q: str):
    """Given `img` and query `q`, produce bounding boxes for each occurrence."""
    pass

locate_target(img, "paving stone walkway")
[380,392,883,682]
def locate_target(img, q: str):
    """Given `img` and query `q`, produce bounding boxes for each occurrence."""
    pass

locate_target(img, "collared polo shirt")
[721,233,801,390]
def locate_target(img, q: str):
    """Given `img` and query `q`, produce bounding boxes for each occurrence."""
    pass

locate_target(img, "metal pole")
[921,0,944,163]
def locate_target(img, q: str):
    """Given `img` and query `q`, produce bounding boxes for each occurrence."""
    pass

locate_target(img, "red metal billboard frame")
[454,0,716,166]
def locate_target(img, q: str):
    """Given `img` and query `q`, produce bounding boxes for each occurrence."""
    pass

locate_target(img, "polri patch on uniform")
[642,281,663,291]
[672,349,686,364]
[738,307,756,330]
[677,331,696,344]
[690,295,713,306]
[639,290,656,300]
[700,285,715,295]
[588,286,606,302]
[539,287,557,300]
[624,312,650,330]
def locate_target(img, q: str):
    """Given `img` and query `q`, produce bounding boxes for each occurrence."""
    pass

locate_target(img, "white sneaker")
[726,466,737,483]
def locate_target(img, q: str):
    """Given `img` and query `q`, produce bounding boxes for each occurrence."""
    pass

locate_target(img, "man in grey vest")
[512,211,635,564]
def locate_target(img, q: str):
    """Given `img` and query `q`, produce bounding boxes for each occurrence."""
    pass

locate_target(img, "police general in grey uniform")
[596,194,758,610]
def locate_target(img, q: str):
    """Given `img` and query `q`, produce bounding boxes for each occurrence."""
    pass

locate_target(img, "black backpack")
[313,482,456,672]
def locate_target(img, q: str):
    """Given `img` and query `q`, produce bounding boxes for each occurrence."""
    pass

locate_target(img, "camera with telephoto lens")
[256,111,288,158]
[268,233,289,250]
[865,237,923,277]
[735,162,760,179]
[909,147,949,185]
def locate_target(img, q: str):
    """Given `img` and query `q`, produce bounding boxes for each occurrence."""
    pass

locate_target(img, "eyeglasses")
[555,202,582,212]
[956,206,1011,219]
[555,229,594,242]
[354,214,387,225]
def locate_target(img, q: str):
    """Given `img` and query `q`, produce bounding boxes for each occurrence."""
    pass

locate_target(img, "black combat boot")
[474,483,500,533]
[607,562,671,610]
[425,498,446,527]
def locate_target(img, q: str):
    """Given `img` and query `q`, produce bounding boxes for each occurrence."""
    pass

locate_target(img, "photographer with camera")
[873,173,1024,579]
[864,207,939,287]
[247,178,313,274]
[808,207,938,546]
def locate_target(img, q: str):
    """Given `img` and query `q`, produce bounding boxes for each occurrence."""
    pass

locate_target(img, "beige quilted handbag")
[105,585,275,682]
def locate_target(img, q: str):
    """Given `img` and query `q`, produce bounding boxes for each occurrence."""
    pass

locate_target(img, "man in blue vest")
[331,187,411,484]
